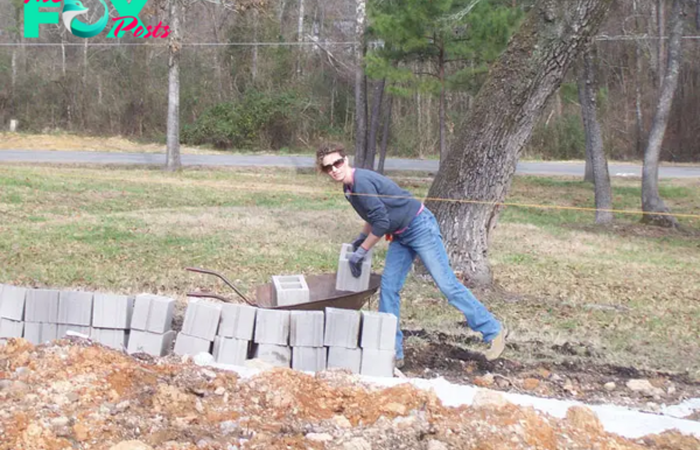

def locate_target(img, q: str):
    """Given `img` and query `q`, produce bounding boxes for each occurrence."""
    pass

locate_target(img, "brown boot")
[484,326,507,361]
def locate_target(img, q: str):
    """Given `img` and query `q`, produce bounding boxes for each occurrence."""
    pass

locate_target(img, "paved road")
[1,149,699,178]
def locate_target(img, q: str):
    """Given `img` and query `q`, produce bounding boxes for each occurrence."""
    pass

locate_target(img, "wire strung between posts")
[345,192,700,220]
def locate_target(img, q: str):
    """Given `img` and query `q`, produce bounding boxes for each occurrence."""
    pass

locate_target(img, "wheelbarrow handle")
[185,267,257,307]
[187,291,237,304]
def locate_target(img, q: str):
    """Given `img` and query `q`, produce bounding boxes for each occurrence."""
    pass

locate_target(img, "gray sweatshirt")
[343,169,423,237]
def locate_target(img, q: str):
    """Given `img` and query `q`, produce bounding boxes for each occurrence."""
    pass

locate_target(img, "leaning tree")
[425,0,614,286]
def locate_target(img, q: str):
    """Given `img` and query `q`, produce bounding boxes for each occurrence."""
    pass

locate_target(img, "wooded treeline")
[1,0,699,163]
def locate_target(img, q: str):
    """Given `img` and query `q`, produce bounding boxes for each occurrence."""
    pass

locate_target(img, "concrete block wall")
[92,293,133,350]
[173,298,221,357]
[128,294,176,356]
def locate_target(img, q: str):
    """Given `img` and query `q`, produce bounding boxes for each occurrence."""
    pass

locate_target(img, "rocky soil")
[1,337,699,450]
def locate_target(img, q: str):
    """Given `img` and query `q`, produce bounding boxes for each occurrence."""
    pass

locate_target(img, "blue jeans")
[379,208,501,360]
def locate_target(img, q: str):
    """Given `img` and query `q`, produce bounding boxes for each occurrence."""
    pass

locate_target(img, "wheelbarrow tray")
[254,272,382,311]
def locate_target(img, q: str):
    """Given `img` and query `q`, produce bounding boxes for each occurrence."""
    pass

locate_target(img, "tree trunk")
[634,0,645,156]
[353,0,368,168]
[252,8,259,81]
[296,0,305,76]
[166,0,182,172]
[425,0,614,286]
[657,0,666,90]
[578,45,613,224]
[378,95,394,175]
[439,46,448,165]
[641,0,683,228]
[366,78,386,171]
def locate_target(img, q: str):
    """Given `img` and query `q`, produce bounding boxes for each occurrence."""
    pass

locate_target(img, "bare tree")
[366,79,386,170]
[641,0,684,228]
[377,94,393,175]
[166,0,183,172]
[354,0,368,168]
[425,0,614,286]
[578,44,613,224]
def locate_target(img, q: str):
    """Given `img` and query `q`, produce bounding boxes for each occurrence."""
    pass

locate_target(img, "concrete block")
[272,275,310,306]
[0,284,27,321]
[323,307,360,348]
[92,294,134,329]
[218,304,256,340]
[128,330,176,357]
[25,289,59,323]
[131,294,175,333]
[0,318,24,338]
[174,333,212,356]
[23,322,58,345]
[326,346,361,374]
[58,291,93,326]
[335,243,373,293]
[290,311,324,347]
[252,344,291,368]
[57,324,91,337]
[91,328,128,350]
[360,348,394,377]
[360,311,398,350]
[253,309,290,345]
[182,298,222,341]
[213,336,249,365]
[292,346,326,372]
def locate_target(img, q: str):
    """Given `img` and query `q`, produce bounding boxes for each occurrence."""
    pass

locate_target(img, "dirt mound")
[0,338,697,450]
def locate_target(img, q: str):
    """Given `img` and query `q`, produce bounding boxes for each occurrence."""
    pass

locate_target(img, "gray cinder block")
[57,324,91,337]
[218,304,257,340]
[335,243,373,293]
[0,318,24,338]
[213,336,249,366]
[360,311,398,350]
[58,291,93,326]
[253,344,291,368]
[290,311,324,347]
[292,346,326,372]
[128,329,176,357]
[91,328,129,350]
[131,294,175,333]
[182,298,222,341]
[326,346,361,374]
[323,307,360,349]
[23,322,58,345]
[0,284,27,321]
[92,294,134,329]
[173,333,212,356]
[25,289,59,323]
[253,309,290,345]
[272,275,310,306]
[360,348,395,377]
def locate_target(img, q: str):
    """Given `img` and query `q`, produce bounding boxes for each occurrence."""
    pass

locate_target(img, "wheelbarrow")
[186,267,381,311]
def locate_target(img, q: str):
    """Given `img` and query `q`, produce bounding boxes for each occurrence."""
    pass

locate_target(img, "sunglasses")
[322,157,346,173]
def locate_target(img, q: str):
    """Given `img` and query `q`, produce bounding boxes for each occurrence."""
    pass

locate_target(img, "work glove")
[351,232,367,252]
[348,246,368,278]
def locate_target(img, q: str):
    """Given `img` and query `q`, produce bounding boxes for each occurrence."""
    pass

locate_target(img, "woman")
[317,142,507,367]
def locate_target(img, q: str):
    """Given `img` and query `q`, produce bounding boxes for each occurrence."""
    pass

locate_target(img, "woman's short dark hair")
[316,142,346,172]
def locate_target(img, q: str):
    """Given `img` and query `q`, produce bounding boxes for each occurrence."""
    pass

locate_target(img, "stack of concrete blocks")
[359,311,398,377]
[23,289,59,344]
[272,275,310,306]
[336,244,373,293]
[91,293,134,350]
[128,294,176,356]
[0,285,27,341]
[324,307,362,373]
[57,291,93,338]
[290,311,326,372]
[174,298,221,357]
[214,304,256,365]
[252,308,291,367]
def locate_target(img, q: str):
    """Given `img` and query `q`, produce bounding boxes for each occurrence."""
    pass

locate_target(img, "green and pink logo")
[24,0,170,39]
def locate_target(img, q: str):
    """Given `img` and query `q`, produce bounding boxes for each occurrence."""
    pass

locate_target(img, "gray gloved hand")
[351,232,368,252]
[348,246,368,278]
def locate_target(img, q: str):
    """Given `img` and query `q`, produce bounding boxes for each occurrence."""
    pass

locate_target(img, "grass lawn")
[1,164,698,377]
